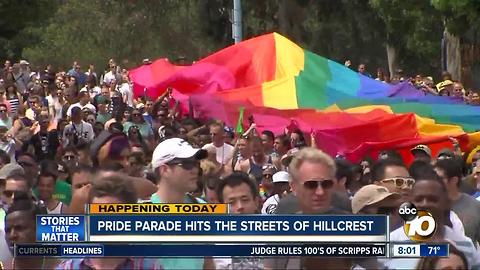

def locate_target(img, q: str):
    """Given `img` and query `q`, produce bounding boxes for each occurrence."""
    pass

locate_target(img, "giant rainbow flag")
[129,33,480,162]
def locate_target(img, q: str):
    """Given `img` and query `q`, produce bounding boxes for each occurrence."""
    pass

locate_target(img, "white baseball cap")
[272,171,290,183]
[151,138,207,170]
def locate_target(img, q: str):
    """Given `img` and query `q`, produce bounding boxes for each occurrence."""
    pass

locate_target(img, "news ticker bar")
[15,243,449,258]
[16,243,386,257]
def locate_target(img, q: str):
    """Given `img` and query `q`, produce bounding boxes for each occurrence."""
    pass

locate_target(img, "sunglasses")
[132,113,141,117]
[263,174,273,179]
[303,179,335,190]
[63,155,76,160]
[167,160,199,170]
[380,177,415,189]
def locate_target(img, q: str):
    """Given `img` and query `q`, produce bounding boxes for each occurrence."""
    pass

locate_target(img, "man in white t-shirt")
[262,171,291,214]
[103,65,120,85]
[202,122,234,165]
[66,91,96,117]
[380,173,480,269]
[63,107,94,147]
[119,74,133,108]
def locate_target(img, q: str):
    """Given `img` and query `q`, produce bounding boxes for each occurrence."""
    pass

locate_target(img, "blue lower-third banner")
[15,243,386,257]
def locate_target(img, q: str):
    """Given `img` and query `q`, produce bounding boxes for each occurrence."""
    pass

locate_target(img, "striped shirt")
[6,96,19,115]
[57,258,163,270]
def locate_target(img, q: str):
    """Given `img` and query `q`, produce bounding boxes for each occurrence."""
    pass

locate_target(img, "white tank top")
[47,201,63,214]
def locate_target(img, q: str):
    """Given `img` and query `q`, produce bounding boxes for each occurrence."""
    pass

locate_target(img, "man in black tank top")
[236,137,281,183]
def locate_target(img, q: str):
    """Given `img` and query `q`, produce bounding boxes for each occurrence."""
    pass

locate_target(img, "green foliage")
[0,0,57,61]
[22,0,222,70]
[0,0,472,78]
[369,0,443,75]
[431,0,477,36]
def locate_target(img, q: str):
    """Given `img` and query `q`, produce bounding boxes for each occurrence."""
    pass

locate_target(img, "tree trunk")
[386,43,398,79]
[444,29,461,81]
[278,0,289,35]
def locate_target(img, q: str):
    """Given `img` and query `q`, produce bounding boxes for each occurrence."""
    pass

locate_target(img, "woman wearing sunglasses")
[0,103,12,129]
[123,108,154,150]
[127,125,149,155]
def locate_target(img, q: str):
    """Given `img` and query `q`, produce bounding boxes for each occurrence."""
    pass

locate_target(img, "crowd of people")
[349,61,480,105]
[0,58,479,269]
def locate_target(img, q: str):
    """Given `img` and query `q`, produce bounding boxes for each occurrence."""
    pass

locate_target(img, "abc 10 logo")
[399,202,436,241]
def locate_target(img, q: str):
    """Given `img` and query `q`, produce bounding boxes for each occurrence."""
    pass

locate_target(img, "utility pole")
[232,0,242,43]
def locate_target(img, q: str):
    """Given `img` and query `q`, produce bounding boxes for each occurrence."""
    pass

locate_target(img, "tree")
[432,0,480,81]
[0,0,57,61]
[22,0,221,70]
[369,0,443,78]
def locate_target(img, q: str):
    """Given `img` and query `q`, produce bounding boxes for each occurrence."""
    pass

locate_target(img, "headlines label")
[88,204,228,214]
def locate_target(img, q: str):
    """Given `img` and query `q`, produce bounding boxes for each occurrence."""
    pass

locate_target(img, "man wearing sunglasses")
[2,173,31,209]
[150,138,213,270]
[371,158,412,201]
[265,148,354,270]
[0,164,24,268]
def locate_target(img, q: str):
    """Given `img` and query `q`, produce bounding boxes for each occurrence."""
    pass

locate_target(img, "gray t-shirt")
[451,193,480,246]
[275,192,352,214]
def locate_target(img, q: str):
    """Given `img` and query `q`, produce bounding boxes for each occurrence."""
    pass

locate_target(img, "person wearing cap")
[410,144,432,163]
[150,138,207,204]
[261,171,291,214]
[62,106,95,147]
[436,79,454,95]
[150,138,213,269]
[437,148,455,161]
[351,184,401,227]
